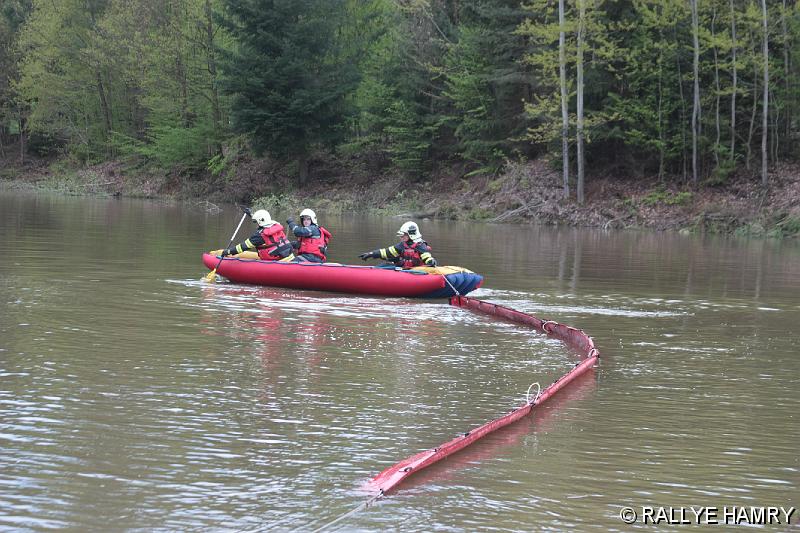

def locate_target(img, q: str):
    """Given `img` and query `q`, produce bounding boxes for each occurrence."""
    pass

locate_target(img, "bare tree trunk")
[771,87,779,161]
[691,0,701,185]
[176,53,189,127]
[712,8,721,167]
[730,0,738,163]
[781,0,790,142]
[173,0,189,127]
[96,71,112,136]
[658,46,665,181]
[761,0,769,186]
[576,0,586,205]
[746,61,758,170]
[18,116,24,164]
[675,25,688,182]
[88,3,111,154]
[559,0,570,199]
[205,0,222,155]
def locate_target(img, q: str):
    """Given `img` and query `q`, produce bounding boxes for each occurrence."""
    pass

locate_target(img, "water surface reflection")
[0,191,797,531]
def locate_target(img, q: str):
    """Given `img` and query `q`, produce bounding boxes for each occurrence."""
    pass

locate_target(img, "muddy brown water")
[1,190,798,531]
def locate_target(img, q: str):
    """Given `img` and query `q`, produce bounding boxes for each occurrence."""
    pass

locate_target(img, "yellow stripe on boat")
[411,266,475,275]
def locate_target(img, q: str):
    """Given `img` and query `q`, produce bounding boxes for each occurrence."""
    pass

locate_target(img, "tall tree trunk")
[781,0,790,142]
[88,3,111,153]
[658,46,665,181]
[18,116,24,164]
[746,61,758,170]
[176,52,189,127]
[559,0,570,199]
[761,0,769,186]
[96,71,112,136]
[770,87,779,161]
[576,0,586,205]
[691,0,701,185]
[712,9,721,167]
[675,25,688,181]
[730,0,738,163]
[205,0,222,155]
[173,0,189,127]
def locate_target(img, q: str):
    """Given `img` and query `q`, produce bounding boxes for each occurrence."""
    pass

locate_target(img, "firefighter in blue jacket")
[286,208,332,263]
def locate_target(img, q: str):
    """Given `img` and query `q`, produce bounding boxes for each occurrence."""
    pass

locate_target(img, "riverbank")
[2,151,799,238]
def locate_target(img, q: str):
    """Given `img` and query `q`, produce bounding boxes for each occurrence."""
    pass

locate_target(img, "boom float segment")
[368,295,599,495]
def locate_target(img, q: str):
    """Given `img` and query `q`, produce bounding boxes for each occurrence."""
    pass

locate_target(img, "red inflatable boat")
[201,252,483,298]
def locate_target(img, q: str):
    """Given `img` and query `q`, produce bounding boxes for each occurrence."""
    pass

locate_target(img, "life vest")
[257,223,292,260]
[398,241,431,268]
[297,226,332,261]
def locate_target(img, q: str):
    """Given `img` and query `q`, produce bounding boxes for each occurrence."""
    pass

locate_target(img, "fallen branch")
[491,201,543,222]
[196,200,222,213]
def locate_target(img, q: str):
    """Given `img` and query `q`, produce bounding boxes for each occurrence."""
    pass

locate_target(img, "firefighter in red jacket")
[221,209,294,261]
[359,221,438,268]
[286,208,332,263]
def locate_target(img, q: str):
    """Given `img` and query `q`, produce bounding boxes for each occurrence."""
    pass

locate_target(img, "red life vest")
[399,241,431,268]
[297,226,332,261]
[257,223,292,260]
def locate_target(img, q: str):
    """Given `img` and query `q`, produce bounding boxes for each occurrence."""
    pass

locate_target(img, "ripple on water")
[3,201,799,531]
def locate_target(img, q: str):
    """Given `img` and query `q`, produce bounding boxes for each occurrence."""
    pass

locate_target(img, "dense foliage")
[1,0,798,200]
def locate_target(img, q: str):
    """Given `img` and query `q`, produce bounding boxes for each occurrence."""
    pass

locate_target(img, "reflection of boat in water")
[201,252,483,298]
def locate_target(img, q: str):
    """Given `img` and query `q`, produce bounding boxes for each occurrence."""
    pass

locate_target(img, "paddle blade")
[203,269,218,283]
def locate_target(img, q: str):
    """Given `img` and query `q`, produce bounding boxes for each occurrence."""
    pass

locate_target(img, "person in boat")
[220,209,295,261]
[286,208,332,263]
[358,221,438,268]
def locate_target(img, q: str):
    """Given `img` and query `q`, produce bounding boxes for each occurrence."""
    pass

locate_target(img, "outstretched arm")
[359,244,401,262]
[222,230,265,256]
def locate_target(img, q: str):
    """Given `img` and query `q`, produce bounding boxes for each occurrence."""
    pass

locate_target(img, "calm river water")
[1,190,798,531]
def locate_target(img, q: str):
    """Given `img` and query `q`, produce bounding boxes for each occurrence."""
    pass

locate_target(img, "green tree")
[0,0,32,160]
[117,0,230,169]
[16,0,120,160]
[520,0,615,200]
[220,0,361,184]
[443,1,533,168]
[347,0,442,177]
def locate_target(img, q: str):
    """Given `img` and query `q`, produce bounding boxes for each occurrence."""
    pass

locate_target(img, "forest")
[0,0,797,207]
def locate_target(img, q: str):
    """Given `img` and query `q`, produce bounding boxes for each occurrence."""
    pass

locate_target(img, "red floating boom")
[367,295,599,496]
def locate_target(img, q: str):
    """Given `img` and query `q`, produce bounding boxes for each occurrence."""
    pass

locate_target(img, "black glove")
[221,249,231,257]
[286,217,295,226]
[359,251,372,261]
[427,259,438,267]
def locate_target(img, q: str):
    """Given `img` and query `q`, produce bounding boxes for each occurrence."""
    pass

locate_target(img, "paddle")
[204,206,251,283]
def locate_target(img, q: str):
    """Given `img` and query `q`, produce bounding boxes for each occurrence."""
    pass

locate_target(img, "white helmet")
[252,209,275,227]
[397,221,422,242]
[299,208,317,225]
